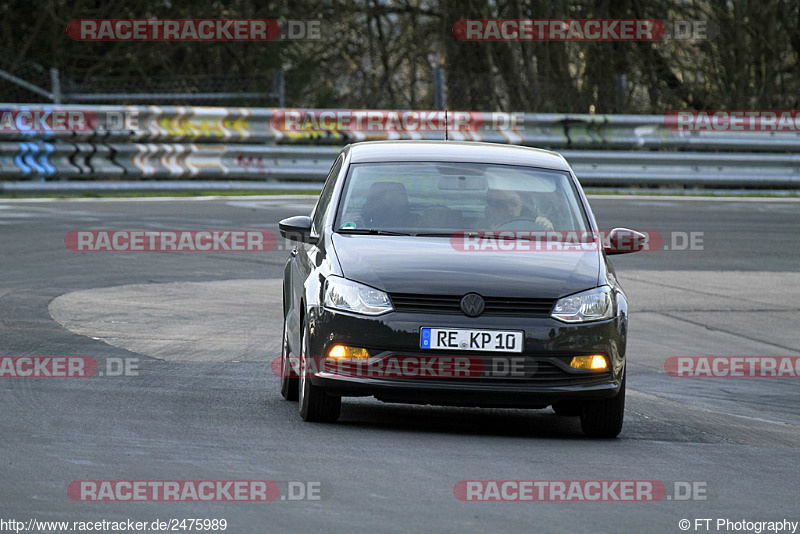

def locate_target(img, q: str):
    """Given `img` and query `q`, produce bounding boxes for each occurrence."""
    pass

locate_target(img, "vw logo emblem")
[460,293,485,317]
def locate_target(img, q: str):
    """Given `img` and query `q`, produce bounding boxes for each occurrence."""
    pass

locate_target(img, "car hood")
[331,234,600,299]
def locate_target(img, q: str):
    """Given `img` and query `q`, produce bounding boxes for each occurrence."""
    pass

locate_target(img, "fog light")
[327,344,370,360]
[570,354,608,370]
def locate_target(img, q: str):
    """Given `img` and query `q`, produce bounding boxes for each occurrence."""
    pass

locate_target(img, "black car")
[278,140,644,437]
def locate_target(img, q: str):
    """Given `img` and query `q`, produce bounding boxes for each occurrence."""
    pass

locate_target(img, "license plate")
[420,327,523,353]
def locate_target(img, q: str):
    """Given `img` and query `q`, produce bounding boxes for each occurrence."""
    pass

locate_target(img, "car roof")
[345,140,571,171]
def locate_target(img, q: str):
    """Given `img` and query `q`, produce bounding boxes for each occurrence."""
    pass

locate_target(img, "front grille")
[389,293,555,317]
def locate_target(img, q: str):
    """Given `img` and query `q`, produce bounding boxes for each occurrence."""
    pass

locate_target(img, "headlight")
[324,276,393,316]
[551,286,614,323]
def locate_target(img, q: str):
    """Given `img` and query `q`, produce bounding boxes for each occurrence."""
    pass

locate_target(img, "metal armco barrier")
[1,105,799,187]
[0,141,339,180]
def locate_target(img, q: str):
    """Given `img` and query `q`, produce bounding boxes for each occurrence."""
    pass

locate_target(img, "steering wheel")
[492,217,552,231]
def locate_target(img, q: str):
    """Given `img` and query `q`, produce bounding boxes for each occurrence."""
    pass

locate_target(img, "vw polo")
[278,140,643,437]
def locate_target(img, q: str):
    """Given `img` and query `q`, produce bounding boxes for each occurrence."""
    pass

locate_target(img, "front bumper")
[307,307,627,408]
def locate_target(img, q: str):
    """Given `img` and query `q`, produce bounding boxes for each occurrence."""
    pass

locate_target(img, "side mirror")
[604,228,647,255]
[279,215,317,244]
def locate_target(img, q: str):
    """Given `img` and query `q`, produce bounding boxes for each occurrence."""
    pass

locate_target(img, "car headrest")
[362,182,410,227]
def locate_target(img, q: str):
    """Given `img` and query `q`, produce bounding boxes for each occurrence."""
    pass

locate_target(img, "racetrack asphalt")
[1,195,798,533]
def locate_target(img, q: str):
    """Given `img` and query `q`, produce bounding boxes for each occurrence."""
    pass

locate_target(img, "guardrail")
[0,142,340,180]
[1,105,799,188]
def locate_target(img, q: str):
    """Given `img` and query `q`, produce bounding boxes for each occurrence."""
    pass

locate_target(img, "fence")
[1,105,799,188]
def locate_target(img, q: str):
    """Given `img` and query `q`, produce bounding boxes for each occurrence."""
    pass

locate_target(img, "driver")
[484,189,554,230]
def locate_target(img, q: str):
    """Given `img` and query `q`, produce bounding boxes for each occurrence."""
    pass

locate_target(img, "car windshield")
[335,162,589,234]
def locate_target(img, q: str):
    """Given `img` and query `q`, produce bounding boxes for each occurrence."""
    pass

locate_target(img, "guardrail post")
[272,70,286,107]
[50,68,62,104]
[433,66,447,110]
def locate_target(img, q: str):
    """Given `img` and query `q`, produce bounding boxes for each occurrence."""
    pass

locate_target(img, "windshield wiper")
[337,228,414,236]
[414,231,577,242]
[411,231,470,237]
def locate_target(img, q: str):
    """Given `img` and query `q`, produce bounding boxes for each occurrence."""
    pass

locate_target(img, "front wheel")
[580,371,625,438]
[298,322,341,423]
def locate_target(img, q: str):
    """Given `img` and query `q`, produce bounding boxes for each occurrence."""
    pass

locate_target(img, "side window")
[311,155,343,236]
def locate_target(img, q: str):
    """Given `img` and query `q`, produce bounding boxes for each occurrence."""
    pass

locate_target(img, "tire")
[580,371,625,438]
[552,400,582,417]
[279,316,299,401]
[298,322,341,422]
